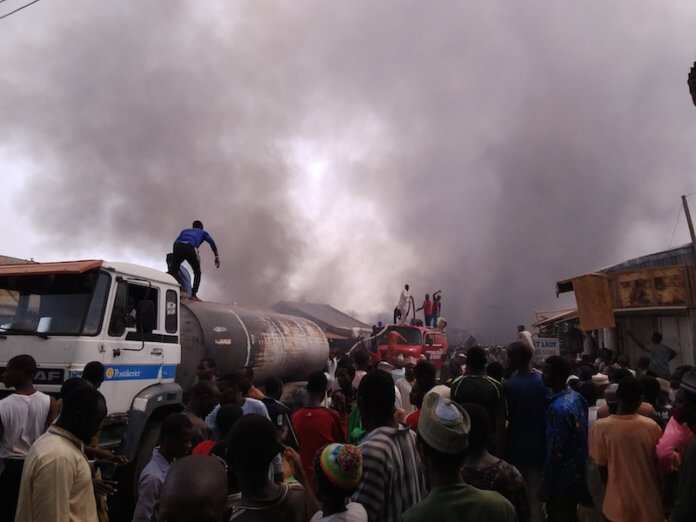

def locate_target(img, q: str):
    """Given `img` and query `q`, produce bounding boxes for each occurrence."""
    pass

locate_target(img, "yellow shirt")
[15,426,97,522]
[590,414,663,522]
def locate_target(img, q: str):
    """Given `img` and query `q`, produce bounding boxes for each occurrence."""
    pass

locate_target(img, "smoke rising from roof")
[3,1,696,341]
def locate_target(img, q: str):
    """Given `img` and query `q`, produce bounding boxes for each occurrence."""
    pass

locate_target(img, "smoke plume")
[3,1,696,341]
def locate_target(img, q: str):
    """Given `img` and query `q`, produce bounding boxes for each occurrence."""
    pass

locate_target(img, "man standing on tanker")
[169,220,220,300]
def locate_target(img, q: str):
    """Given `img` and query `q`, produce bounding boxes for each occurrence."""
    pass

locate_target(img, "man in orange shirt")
[590,376,663,522]
[419,294,433,327]
[386,329,408,365]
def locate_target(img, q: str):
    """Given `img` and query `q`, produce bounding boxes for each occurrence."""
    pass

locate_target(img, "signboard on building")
[534,337,561,362]
[615,267,688,308]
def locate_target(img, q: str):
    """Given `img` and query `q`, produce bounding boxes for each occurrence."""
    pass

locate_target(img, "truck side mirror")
[136,300,156,335]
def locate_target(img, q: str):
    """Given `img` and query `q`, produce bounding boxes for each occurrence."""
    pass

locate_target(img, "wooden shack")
[556,244,696,368]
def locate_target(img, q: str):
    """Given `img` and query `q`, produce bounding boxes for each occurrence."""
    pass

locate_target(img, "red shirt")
[291,407,345,488]
[405,409,420,430]
[422,299,433,315]
[192,439,216,456]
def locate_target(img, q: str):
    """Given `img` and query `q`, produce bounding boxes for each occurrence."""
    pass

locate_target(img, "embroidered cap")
[318,443,363,491]
[417,390,470,454]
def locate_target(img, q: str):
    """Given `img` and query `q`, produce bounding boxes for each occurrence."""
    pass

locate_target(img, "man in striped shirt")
[352,370,426,522]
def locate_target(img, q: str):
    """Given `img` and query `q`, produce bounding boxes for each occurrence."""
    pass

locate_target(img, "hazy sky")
[3,1,696,342]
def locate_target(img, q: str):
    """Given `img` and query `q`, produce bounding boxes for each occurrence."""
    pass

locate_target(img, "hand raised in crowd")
[283,447,306,485]
[669,450,682,473]
[109,453,129,465]
[93,479,118,497]
[87,446,129,465]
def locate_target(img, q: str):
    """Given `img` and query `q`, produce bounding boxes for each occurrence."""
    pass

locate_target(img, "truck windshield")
[380,326,423,345]
[0,271,111,336]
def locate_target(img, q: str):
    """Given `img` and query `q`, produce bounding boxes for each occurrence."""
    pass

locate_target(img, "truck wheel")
[132,420,161,497]
[108,420,162,521]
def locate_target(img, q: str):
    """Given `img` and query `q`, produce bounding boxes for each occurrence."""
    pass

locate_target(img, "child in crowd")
[311,443,367,522]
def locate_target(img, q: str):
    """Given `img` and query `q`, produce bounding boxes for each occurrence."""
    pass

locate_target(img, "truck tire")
[107,420,162,522]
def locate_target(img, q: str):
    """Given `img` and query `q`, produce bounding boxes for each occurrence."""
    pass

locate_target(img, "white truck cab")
[0,260,184,468]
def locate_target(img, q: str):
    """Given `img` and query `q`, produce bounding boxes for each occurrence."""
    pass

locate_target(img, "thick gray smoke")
[3,1,696,342]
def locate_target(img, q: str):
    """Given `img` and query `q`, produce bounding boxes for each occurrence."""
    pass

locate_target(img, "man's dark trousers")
[170,242,201,295]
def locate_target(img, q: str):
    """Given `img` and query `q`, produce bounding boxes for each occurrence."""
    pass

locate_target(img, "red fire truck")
[375,324,449,368]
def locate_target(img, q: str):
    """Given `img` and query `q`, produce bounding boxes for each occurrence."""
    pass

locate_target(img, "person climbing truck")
[169,220,220,299]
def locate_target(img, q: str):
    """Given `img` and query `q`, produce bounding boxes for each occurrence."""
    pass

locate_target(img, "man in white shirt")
[397,284,411,325]
[203,371,285,482]
[0,355,55,522]
[15,380,106,522]
[326,347,339,392]
[518,325,535,353]
[205,372,270,435]
[376,361,405,414]
[391,355,415,415]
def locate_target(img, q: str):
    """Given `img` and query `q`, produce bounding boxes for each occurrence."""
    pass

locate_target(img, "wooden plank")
[573,274,615,331]
[687,266,696,307]
[0,260,102,276]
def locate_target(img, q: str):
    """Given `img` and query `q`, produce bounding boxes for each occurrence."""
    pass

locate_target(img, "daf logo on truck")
[0,367,64,386]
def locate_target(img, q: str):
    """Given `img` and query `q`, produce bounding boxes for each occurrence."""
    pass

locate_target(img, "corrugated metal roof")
[534,308,578,328]
[601,244,694,273]
[0,255,34,265]
[557,244,696,294]
[272,301,370,337]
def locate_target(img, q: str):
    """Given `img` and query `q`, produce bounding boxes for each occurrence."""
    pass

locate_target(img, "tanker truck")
[0,259,328,504]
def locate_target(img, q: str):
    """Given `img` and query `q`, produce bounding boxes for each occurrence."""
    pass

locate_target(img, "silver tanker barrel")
[177,300,329,390]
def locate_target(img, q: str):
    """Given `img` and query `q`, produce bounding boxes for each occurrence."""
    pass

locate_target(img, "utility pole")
[682,195,696,261]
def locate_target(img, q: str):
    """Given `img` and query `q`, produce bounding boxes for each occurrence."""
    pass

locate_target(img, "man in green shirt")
[403,390,517,522]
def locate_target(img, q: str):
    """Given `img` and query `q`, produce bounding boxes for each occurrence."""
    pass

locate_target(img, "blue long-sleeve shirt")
[543,388,588,500]
[132,448,169,522]
[175,228,219,256]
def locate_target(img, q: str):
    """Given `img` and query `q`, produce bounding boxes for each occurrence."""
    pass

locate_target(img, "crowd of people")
[0,356,122,522]
[4,328,696,522]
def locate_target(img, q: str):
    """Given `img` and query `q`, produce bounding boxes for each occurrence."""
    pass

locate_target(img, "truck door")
[424,332,445,368]
[101,280,168,413]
